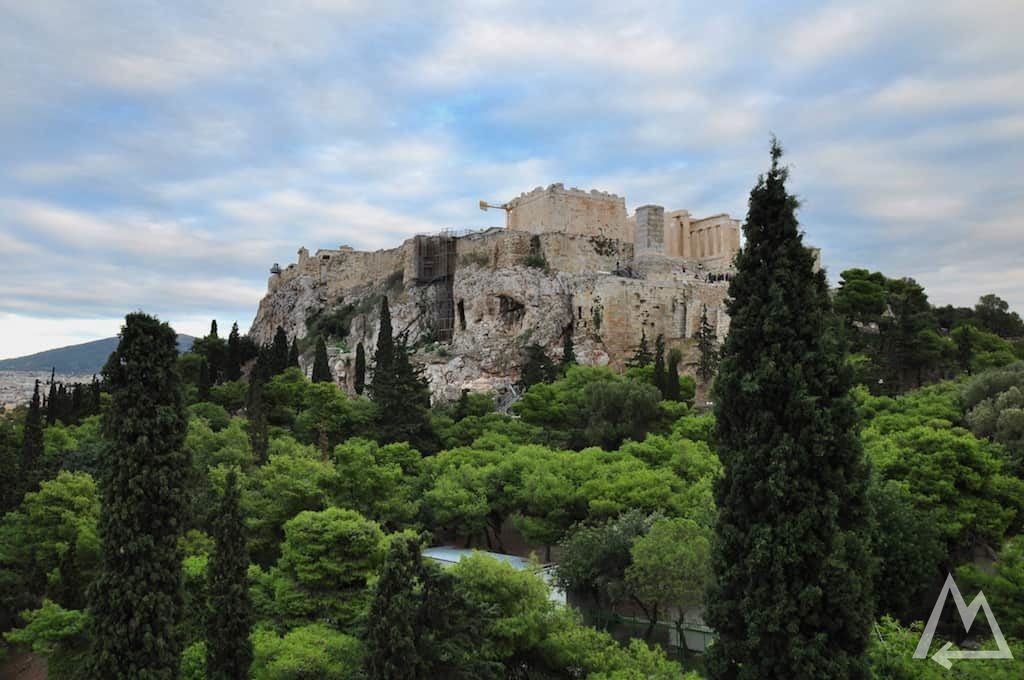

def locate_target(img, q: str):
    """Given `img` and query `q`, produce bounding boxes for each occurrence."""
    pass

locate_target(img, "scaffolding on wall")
[413,234,458,342]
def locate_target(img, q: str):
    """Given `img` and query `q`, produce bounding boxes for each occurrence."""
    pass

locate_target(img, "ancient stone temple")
[253,183,743,401]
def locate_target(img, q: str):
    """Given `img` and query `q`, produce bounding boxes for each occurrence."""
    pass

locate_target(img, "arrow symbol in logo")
[914,574,1013,669]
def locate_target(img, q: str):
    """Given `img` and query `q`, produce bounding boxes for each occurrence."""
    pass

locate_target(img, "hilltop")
[0,334,195,373]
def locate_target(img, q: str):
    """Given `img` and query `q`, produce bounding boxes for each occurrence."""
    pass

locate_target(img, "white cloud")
[2,0,1024,359]
[782,5,881,71]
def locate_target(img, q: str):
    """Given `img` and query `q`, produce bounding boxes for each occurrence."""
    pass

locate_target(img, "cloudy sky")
[2,1,1022,358]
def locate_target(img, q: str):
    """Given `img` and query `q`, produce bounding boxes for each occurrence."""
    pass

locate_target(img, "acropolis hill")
[250,183,744,401]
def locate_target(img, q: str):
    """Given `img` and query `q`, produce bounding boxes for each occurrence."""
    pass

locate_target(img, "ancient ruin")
[251,183,743,401]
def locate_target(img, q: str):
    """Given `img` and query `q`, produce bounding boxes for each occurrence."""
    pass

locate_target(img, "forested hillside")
[3,152,1024,679]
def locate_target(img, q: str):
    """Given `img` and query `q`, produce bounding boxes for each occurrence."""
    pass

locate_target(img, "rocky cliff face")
[250,229,731,402]
[251,261,604,402]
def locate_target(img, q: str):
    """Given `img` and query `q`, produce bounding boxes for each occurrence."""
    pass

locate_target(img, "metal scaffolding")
[413,234,458,342]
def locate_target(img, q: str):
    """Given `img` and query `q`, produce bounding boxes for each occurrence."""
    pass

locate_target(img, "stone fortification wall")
[506,184,630,243]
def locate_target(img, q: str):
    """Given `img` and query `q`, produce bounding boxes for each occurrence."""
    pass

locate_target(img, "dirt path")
[0,652,47,680]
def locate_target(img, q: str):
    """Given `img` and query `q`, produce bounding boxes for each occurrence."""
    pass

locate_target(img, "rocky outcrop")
[250,228,731,402]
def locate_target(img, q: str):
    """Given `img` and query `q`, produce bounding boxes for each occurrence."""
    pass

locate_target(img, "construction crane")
[479,200,511,228]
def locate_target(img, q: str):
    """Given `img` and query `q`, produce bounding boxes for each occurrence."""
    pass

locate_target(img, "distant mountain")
[0,335,196,374]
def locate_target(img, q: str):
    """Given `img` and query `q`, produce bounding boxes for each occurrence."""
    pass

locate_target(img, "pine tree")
[225,322,242,382]
[706,141,873,679]
[561,325,577,372]
[88,312,190,679]
[653,334,667,398]
[311,336,333,383]
[270,326,289,376]
[666,348,682,402]
[627,330,654,368]
[288,338,300,369]
[696,305,719,383]
[198,357,212,401]
[210,319,219,339]
[19,380,46,498]
[369,298,435,451]
[354,342,367,395]
[206,471,253,680]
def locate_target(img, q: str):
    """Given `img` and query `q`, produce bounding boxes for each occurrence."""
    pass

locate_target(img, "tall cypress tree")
[198,357,212,401]
[270,326,289,376]
[366,533,491,679]
[19,380,46,499]
[311,336,333,383]
[706,141,873,679]
[518,343,556,389]
[247,351,270,465]
[354,342,367,395]
[369,298,435,451]
[666,348,682,402]
[0,416,20,514]
[652,334,667,398]
[46,368,58,425]
[561,325,576,372]
[627,330,653,368]
[88,312,190,679]
[288,338,300,369]
[696,305,719,383]
[206,470,253,680]
[207,319,223,384]
[225,322,242,382]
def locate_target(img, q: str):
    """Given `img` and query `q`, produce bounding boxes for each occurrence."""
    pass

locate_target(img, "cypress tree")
[288,338,300,369]
[666,348,682,402]
[205,471,253,680]
[203,319,225,385]
[52,539,84,610]
[90,376,102,414]
[366,533,491,679]
[311,336,333,383]
[18,380,46,500]
[70,383,83,423]
[198,357,212,401]
[653,334,667,398]
[706,141,873,679]
[88,312,190,679]
[369,298,435,451]
[354,342,367,395]
[0,417,20,514]
[561,325,576,371]
[519,343,556,389]
[225,322,242,382]
[696,305,719,383]
[46,368,58,425]
[247,352,270,465]
[270,326,289,376]
[627,330,653,368]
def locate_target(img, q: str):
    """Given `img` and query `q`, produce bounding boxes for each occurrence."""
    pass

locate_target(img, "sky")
[1,0,1023,359]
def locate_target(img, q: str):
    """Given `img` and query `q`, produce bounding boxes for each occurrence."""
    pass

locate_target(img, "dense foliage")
[3,182,1024,677]
[707,142,874,678]
[88,312,191,679]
